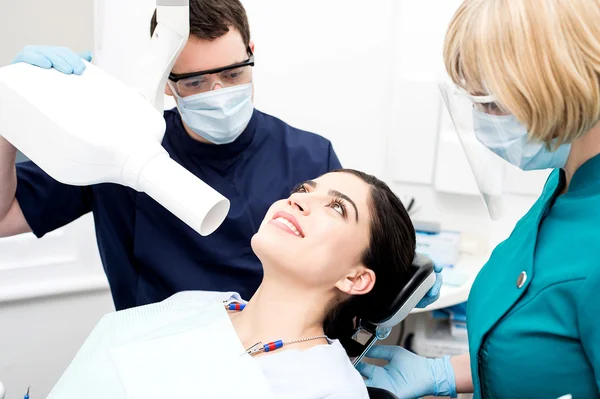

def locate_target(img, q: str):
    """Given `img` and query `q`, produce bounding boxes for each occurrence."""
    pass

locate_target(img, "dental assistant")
[358,0,600,398]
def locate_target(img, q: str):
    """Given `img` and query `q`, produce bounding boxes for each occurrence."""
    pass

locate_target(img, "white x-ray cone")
[0,62,229,236]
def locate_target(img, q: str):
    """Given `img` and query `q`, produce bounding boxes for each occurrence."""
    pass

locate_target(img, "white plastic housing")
[0,62,229,236]
[378,271,436,329]
[134,1,190,111]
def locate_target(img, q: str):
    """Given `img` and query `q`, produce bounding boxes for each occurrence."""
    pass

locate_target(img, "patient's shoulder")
[257,340,369,398]
[166,290,244,304]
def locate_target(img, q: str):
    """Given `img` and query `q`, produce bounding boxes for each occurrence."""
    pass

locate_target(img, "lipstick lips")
[270,210,305,238]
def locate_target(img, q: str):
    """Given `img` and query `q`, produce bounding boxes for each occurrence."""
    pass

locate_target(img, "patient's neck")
[229,271,330,353]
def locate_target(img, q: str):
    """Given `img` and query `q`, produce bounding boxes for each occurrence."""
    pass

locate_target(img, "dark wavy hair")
[150,0,251,47]
[322,169,416,356]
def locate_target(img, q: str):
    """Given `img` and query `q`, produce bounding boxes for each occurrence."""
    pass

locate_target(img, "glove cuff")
[430,356,458,398]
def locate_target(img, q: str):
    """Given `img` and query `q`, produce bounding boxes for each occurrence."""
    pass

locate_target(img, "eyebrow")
[302,180,359,222]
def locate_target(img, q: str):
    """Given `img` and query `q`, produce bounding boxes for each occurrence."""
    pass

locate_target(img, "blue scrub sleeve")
[578,270,600,393]
[15,161,92,238]
[327,142,342,170]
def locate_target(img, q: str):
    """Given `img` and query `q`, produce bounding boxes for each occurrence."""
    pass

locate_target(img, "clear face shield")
[438,81,511,220]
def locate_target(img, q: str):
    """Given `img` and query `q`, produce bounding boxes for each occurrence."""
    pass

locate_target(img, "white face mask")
[473,109,572,170]
[47,300,274,399]
[174,83,254,145]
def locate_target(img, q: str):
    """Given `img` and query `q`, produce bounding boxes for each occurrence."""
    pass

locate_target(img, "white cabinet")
[0,215,107,302]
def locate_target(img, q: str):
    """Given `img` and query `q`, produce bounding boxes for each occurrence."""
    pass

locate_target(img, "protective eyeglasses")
[457,87,511,116]
[168,47,254,98]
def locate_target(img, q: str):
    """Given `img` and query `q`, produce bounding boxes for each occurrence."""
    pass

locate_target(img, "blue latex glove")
[356,345,457,398]
[416,262,443,308]
[12,46,92,75]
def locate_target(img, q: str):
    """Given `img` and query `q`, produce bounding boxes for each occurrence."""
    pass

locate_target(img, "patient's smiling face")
[251,172,374,291]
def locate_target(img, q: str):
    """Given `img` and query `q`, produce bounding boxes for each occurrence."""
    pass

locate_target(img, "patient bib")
[47,298,274,399]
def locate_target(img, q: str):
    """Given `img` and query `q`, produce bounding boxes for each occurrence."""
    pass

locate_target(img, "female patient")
[51,169,415,399]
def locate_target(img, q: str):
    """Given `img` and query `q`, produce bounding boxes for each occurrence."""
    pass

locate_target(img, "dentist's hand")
[356,345,457,398]
[12,46,92,75]
[416,262,443,308]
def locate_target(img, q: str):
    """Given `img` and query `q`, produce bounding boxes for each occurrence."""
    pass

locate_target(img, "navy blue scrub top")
[15,109,342,310]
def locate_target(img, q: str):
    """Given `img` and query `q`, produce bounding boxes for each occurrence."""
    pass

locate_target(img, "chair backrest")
[366,253,436,328]
[350,253,436,367]
[367,387,400,399]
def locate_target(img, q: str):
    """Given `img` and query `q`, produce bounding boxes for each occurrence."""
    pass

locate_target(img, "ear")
[165,82,174,97]
[249,40,256,101]
[334,267,375,296]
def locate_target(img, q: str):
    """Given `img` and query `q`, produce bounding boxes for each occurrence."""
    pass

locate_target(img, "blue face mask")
[472,109,571,171]
[174,83,254,145]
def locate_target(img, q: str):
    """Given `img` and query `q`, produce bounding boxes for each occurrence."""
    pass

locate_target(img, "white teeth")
[275,217,301,236]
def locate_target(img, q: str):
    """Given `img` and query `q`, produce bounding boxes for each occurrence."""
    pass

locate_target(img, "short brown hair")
[151,0,251,47]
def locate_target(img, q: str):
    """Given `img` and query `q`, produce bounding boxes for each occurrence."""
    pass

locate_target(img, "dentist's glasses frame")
[168,46,255,98]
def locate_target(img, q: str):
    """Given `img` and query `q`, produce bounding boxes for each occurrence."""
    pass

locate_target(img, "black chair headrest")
[362,253,435,328]
[349,253,436,367]
[367,387,400,399]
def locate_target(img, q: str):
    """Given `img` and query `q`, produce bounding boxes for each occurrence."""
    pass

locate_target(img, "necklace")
[224,300,329,356]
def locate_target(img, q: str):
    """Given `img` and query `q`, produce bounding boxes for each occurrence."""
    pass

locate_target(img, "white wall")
[92,0,156,86]
[243,0,395,175]
[0,0,94,66]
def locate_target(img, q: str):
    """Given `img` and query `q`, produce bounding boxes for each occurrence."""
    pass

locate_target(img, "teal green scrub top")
[467,154,600,399]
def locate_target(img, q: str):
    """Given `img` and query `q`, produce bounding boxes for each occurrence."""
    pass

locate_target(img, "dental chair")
[0,256,436,399]
[351,253,437,399]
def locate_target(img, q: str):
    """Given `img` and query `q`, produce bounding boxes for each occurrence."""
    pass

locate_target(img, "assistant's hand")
[356,345,457,398]
[416,262,443,308]
[12,45,92,75]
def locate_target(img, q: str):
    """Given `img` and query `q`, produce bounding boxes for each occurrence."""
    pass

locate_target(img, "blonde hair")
[444,0,600,147]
